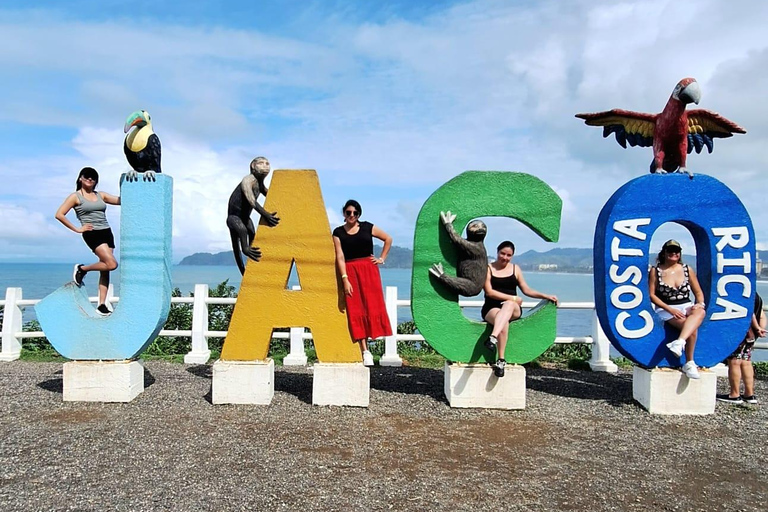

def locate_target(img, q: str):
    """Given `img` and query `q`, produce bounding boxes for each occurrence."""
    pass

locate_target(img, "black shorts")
[82,228,115,252]
[482,300,523,322]
[481,301,502,320]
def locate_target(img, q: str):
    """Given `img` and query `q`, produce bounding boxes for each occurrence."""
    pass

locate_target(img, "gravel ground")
[0,361,765,512]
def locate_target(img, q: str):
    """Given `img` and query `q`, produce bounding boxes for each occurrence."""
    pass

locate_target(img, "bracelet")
[341,274,348,279]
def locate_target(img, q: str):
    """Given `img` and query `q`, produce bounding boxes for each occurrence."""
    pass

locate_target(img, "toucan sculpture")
[576,78,745,176]
[124,110,162,182]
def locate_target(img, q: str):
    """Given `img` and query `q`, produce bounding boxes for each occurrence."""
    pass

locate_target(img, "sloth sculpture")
[429,211,488,297]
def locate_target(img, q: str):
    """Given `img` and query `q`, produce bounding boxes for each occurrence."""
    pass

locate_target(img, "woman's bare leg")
[98,271,110,306]
[497,323,510,360]
[674,307,705,342]
[727,358,742,398]
[487,301,521,338]
[742,359,755,397]
[485,301,522,360]
[666,307,705,356]
[81,244,118,274]
[80,245,117,306]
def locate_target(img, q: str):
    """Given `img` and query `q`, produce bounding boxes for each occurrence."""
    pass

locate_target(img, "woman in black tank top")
[483,241,558,377]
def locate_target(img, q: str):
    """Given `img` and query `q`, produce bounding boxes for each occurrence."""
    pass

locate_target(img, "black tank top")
[655,264,691,305]
[333,221,374,260]
[481,265,519,317]
[488,272,519,297]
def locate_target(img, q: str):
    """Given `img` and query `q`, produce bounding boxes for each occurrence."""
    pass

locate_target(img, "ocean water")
[0,263,594,334]
[2,263,766,361]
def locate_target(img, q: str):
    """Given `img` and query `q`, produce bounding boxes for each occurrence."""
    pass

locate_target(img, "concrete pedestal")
[184,349,211,365]
[283,353,308,366]
[632,366,716,415]
[378,354,404,367]
[63,360,144,402]
[283,326,308,366]
[711,362,729,378]
[312,363,370,407]
[444,362,525,409]
[212,359,274,405]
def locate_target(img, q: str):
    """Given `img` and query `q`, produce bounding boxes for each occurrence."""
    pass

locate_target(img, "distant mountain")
[514,248,594,272]
[374,244,412,268]
[179,244,414,268]
[179,251,236,266]
[512,247,712,273]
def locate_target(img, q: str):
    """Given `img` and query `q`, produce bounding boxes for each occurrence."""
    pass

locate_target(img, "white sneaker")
[666,338,685,358]
[362,350,374,367]
[682,361,700,379]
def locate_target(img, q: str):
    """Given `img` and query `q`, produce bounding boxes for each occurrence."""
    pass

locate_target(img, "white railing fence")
[4,285,764,370]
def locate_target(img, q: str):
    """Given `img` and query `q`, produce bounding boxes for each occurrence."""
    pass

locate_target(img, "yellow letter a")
[220,170,360,363]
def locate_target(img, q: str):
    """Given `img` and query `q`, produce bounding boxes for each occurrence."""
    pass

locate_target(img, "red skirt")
[345,257,393,340]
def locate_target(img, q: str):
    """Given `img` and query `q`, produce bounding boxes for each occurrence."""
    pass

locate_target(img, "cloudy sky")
[1,0,767,263]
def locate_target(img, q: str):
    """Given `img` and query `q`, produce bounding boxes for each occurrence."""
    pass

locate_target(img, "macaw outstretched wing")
[575,109,657,149]
[686,109,747,155]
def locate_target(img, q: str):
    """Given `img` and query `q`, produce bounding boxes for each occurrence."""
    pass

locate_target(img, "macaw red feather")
[687,109,746,138]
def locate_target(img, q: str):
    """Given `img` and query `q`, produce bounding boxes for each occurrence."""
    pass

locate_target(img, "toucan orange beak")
[124,111,146,133]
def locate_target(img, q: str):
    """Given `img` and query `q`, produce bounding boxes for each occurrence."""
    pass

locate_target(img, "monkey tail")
[230,232,246,275]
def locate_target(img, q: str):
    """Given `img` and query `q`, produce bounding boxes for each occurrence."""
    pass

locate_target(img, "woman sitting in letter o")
[648,239,705,379]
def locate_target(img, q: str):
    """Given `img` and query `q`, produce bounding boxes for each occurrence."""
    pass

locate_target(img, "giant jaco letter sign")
[36,174,173,360]
[220,170,360,363]
[412,171,562,364]
[594,173,755,368]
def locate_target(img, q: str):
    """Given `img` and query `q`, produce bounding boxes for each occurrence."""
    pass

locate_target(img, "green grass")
[536,343,591,363]
[20,348,67,363]
[142,354,185,364]
[398,351,445,369]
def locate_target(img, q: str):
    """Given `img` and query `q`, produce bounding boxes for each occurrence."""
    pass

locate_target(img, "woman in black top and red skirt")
[482,241,558,377]
[332,200,393,366]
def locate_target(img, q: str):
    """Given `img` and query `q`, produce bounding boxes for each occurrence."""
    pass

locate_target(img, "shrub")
[144,287,192,356]
[536,343,592,364]
[206,280,238,353]
[22,319,53,352]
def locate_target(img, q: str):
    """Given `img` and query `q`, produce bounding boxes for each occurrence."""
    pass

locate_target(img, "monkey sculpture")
[429,211,488,296]
[226,157,280,275]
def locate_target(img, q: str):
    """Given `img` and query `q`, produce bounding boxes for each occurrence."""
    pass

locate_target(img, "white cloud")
[0,204,62,240]
[2,0,768,262]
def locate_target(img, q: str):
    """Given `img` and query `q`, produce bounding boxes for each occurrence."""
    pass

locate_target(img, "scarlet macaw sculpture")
[576,78,745,177]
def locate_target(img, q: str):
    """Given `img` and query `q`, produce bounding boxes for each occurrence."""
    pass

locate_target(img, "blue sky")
[2,0,768,263]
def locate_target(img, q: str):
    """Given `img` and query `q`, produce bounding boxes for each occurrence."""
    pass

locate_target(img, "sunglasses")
[81,176,97,182]
[665,248,681,254]
[344,210,359,217]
